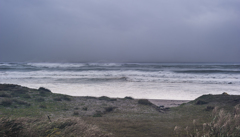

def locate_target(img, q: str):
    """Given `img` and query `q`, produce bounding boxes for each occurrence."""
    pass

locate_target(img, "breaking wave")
[1,62,240,99]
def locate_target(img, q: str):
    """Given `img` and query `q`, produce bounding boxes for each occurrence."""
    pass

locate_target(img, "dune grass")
[0,117,111,137]
[174,105,240,137]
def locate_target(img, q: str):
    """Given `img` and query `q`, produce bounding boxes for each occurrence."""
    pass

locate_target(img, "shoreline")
[148,99,191,107]
[1,83,191,108]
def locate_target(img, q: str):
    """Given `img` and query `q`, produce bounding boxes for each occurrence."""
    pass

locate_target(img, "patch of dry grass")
[175,104,240,137]
[0,117,112,137]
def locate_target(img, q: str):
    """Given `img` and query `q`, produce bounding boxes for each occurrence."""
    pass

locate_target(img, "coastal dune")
[0,84,240,137]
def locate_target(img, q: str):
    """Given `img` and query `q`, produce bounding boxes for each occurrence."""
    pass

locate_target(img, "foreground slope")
[0,84,239,137]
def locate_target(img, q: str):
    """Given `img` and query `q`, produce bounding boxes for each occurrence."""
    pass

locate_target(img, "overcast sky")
[0,0,240,63]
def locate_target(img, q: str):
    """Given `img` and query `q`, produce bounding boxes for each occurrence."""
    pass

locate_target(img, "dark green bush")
[205,106,214,111]
[39,91,47,96]
[138,99,153,105]
[196,100,208,105]
[10,92,17,97]
[39,104,47,109]
[0,93,11,98]
[53,97,62,101]
[0,84,19,91]
[98,96,117,101]
[73,111,79,116]
[10,90,27,97]
[38,87,51,97]
[53,96,71,101]
[23,94,31,99]
[0,99,13,107]
[35,97,45,102]
[13,99,31,107]
[124,96,134,100]
[82,107,88,111]
[38,87,51,93]
[62,95,71,101]
[62,108,69,111]
[93,111,102,117]
[104,106,116,113]
[84,96,97,99]
[16,89,28,94]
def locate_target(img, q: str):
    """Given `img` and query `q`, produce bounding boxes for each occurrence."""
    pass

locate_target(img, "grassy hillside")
[0,84,239,137]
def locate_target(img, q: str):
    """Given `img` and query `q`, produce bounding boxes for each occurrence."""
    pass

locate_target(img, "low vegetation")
[124,96,134,100]
[98,96,117,101]
[0,117,111,137]
[174,105,240,137]
[138,99,153,105]
[0,84,240,136]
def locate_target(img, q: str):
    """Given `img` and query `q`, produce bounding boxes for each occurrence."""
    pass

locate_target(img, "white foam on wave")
[0,63,12,67]
[87,63,122,67]
[1,62,240,100]
[0,68,239,84]
[27,63,86,68]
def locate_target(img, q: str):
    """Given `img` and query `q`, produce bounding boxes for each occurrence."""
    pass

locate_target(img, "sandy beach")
[149,99,191,107]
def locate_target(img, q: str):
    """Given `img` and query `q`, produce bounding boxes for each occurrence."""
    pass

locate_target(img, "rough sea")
[0,62,239,100]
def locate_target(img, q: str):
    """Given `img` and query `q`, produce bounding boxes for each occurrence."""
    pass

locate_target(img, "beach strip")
[149,99,191,107]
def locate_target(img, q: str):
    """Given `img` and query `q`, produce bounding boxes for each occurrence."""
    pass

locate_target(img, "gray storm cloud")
[0,0,240,63]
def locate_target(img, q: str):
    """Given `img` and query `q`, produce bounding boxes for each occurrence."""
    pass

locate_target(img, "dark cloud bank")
[0,0,240,63]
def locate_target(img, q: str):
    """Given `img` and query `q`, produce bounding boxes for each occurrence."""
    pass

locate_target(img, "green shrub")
[0,84,19,91]
[15,89,28,94]
[23,94,31,99]
[0,93,11,98]
[0,99,13,107]
[35,97,45,102]
[38,87,51,97]
[84,96,97,99]
[39,91,47,96]
[82,107,87,111]
[222,92,229,95]
[53,97,62,101]
[10,89,28,97]
[138,99,153,105]
[205,106,214,111]
[98,96,117,101]
[13,99,31,107]
[124,96,134,100]
[93,111,103,117]
[39,104,47,109]
[195,100,208,105]
[10,92,18,97]
[62,95,71,101]
[62,108,69,111]
[38,87,51,93]
[53,96,71,101]
[73,111,79,116]
[104,106,116,113]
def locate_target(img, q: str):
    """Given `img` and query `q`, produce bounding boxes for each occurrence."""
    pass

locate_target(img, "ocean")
[0,62,239,100]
